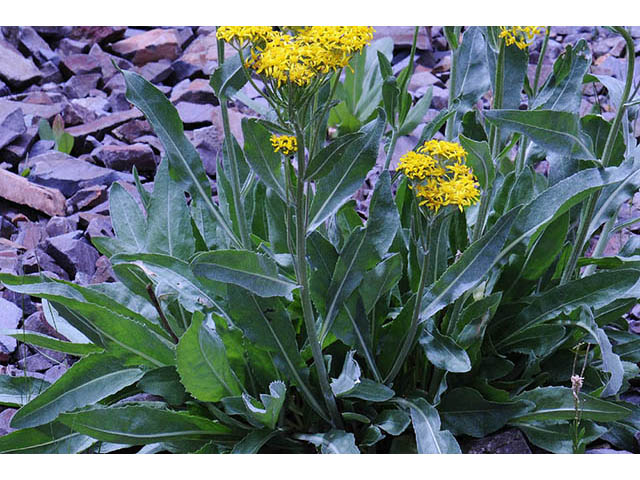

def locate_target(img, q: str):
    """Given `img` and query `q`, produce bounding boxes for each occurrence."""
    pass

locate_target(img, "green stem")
[490,40,506,158]
[583,210,618,277]
[444,32,459,141]
[383,129,399,171]
[385,218,433,384]
[560,26,635,284]
[294,123,343,429]
[533,27,551,97]
[217,37,251,249]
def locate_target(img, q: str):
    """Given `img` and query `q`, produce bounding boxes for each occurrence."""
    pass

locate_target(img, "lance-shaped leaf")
[59,406,231,444]
[0,422,94,454]
[0,375,50,407]
[305,131,365,181]
[485,109,593,159]
[176,311,243,402]
[374,409,411,436]
[232,429,279,454]
[210,50,249,99]
[512,386,631,423]
[241,118,287,200]
[516,420,607,454]
[144,157,195,260]
[393,397,461,454]
[119,69,240,248]
[459,135,494,191]
[192,250,298,298]
[241,381,286,430]
[453,26,490,113]
[360,253,402,313]
[109,182,146,252]
[419,326,471,373]
[419,207,518,322]
[10,353,144,429]
[330,351,393,402]
[495,269,640,350]
[1,330,103,357]
[439,387,534,437]
[296,430,360,454]
[308,109,385,232]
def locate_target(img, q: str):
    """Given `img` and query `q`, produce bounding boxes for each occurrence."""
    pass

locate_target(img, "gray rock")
[63,73,101,99]
[107,91,131,113]
[87,43,132,84]
[23,311,65,340]
[111,28,182,66]
[136,60,173,84]
[79,214,113,240]
[176,101,214,126]
[0,99,62,123]
[44,363,68,383]
[65,185,107,213]
[373,26,431,49]
[18,353,55,372]
[45,230,99,279]
[38,60,63,84]
[58,38,89,56]
[0,297,22,357]
[45,216,77,237]
[72,26,127,45]
[60,54,101,77]
[189,125,223,176]
[3,124,38,164]
[33,27,73,39]
[2,289,37,317]
[28,151,133,197]
[17,27,57,67]
[0,248,20,275]
[0,216,18,238]
[0,79,10,96]
[112,119,152,143]
[463,429,532,454]
[91,255,116,284]
[630,320,640,334]
[0,107,26,150]
[20,248,69,280]
[0,38,41,87]
[14,222,47,250]
[170,78,217,105]
[95,143,156,172]
[65,107,142,139]
[30,139,55,157]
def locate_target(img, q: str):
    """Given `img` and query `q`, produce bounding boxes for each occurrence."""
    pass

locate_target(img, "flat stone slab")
[0,168,66,216]
[111,28,181,66]
[0,99,62,122]
[27,151,133,197]
[0,39,41,87]
[0,298,22,356]
[66,108,143,138]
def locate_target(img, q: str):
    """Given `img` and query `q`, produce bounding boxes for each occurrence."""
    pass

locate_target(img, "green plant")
[1,26,639,454]
[38,114,74,155]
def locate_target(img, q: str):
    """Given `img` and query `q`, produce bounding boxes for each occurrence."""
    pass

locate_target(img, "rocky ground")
[0,26,639,452]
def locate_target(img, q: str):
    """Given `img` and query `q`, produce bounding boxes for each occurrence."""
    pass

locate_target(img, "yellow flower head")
[397,139,480,213]
[498,26,544,50]
[216,26,276,46]
[270,134,298,155]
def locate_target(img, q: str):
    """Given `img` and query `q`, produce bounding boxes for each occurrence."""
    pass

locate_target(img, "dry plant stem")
[560,26,635,284]
[146,284,179,344]
[217,38,251,249]
[294,123,343,429]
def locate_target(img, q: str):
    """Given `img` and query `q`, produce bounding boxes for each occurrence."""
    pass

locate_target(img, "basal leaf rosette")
[397,139,480,213]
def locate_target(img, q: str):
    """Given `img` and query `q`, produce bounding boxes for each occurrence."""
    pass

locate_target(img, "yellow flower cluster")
[397,140,480,213]
[270,134,298,155]
[498,26,544,50]
[218,26,374,88]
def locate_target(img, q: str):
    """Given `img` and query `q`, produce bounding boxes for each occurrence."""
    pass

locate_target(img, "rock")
[63,73,101,99]
[18,353,55,372]
[2,125,37,165]
[630,320,640,334]
[2,289,37,317]
[172,32,233,79]
[65,185,108,214]
[0,248,20,275]
[0,408,17,436]
[0,168,66,216]
[91,255,116,284]
[0,99,62,122]
[408,71,441,94]
[95,143,156,172]
[463,429,532,454]
[88,43,132,84]
[111,28,182,66]
[430,85,449,110]
[65,107,143,139]
[22,311,65,339]
[373,26,431,50]
[45,216,77,237]
[0,107,26,150]
[82,214,113,241]
[60,54,101,77]
[188,125,223,176]
[0,297,22,357]
[14,222,47,250]
[112,119,152,143]
[33,27,73,40]
[0,38,41,87]
[44,363,68,383]
[20,248,69,280]
[30,139,55,157]
[17,27,57,67]
[27,151,133,197]
[72,26,127,45]
[170,78,217,105]
[585,447,632,454]
[45,230,99,279]
[0,216,18,238]
[38,60,63,84]
[0,79,10,96]
[136,60,173,84]
[58,38,89,56]
[176,102,215,126]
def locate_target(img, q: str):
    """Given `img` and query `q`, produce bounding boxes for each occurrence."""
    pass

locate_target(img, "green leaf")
[1,330,103,357]
[10,353,144,429]
[497,324,566,356]
[415,109,456,146]
[330,351,394,402]
[398,88,432,137]
[419,326,471,373]
[210,51,248,100]
[485,109,593,159]
[145,158,195,260]
[512,386,631,422]
[521,212,569,281]
[241,118,287,201]
[232,429,278,454]
[0,375,50,407]
[176,311,243,402]
[119,68,240,248]
[361,425,385,446]
[453,27,490,113]
[37,118,54,141]
[393,397,461,454]
[495,269,640,351]
[459,135,494,191]
[308,110,385,232]
[109,182,146,252]
[191,250,298,298]
[57,132,74,154]
[439,387,534,437]
[241,381,286,430]
[0,422,93,454]
[297,430,360,454]
[137,367,186,406]
[516,420,607,454]
[375,409,411,436]
[382,75,399,127]
[420,207,519,322]
[360,253,402,313]
[59,406,231,444]
[305,131,364,181]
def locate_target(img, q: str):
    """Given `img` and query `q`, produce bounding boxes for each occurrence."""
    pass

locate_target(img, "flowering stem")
[560,26,635,284]
[444,27,461,141]
[533,27,551,96]
[489,40,506,158]
[293,122,343,429]
[383,129,399,171]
